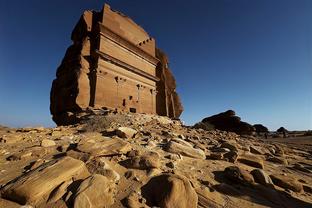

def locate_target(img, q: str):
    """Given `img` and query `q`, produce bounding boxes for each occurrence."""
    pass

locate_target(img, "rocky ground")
[0,111,312,208]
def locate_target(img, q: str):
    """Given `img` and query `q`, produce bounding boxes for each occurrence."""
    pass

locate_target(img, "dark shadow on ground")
[212,170,312,208]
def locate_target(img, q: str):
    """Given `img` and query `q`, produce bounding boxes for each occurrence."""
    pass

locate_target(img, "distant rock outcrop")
[253,124,269,133]
[277,127,288,133]
[200,110,255,135]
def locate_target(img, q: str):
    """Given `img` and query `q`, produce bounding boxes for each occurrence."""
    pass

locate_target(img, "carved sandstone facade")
[50,4,183,125]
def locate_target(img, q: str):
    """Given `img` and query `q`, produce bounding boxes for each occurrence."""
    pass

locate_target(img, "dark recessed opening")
[130,108,136,113]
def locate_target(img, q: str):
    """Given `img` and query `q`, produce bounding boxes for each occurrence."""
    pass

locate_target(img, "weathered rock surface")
[77,137,131,157]
[270,174,303,192]
[238,154,264,169]
[165,139,206,159]
[41,139,56,147]
[250,169,274,187]
[0,198,21,208]
[1,113,312,207]
[73,174,115,208]
[2,156,90,205]
[123,151,160,169]
[224,166,254,185]
[141,174,198,208]
[116,127,137,139]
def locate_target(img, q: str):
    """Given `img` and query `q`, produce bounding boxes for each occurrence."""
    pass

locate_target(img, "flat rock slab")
[165,140,205,159]
[77,137,131,157]
[2,156,90,205]
[238,154,264,169]
[116,127,137,139]
[270,174,303,192]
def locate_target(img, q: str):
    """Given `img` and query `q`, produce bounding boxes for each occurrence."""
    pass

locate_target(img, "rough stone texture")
[74,174,115,208]
[77,137,131,157]
[224,166,254,185]
[141,174,198,208]
[270,174,303,192]
[238,154,264,169]
[116,127,137,139]
[165,140,206,159]
[41,139,56,147]
[250,169,274,187]
[0,198,21,208]
[201,110,255,135]
[50,3,183,125]
[123,151,160,169]
[2,156,90,205]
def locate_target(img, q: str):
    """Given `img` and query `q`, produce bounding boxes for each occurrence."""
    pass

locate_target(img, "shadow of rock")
[212,170,312,208]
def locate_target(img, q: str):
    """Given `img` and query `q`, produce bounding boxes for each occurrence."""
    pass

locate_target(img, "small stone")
[224,166,254,185]
[250,146,264,155]
[250,169,274,187]
[100,169,120,182]
[220,142,238,152]
[166,161,176,169]
[116,127,137,139]
[123,151,160,169]
[41,139,56,147]
[223,151,238,163]
[208,152,223,160]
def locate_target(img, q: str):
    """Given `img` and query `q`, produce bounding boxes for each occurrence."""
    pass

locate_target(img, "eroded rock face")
[50,4,183,125]
[2,156,90,205]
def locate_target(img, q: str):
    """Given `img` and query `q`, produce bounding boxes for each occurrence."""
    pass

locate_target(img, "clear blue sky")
[0,0,311,131]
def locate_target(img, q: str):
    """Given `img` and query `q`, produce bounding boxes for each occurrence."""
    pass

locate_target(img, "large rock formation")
[50,4,183,125]
[200,110,255,135]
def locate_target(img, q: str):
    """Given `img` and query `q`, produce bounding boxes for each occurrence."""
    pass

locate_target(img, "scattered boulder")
[250,169,274,187]
[74,174,115,208]
[270,174,303,192]
[2,156,90,205]
[116,127,137,139]
[141,174,198,208]
[224,166,254,185]
[123,151,161,169]
[220,142,239,152]
[201,110,255,135]
[223,151,238,163]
